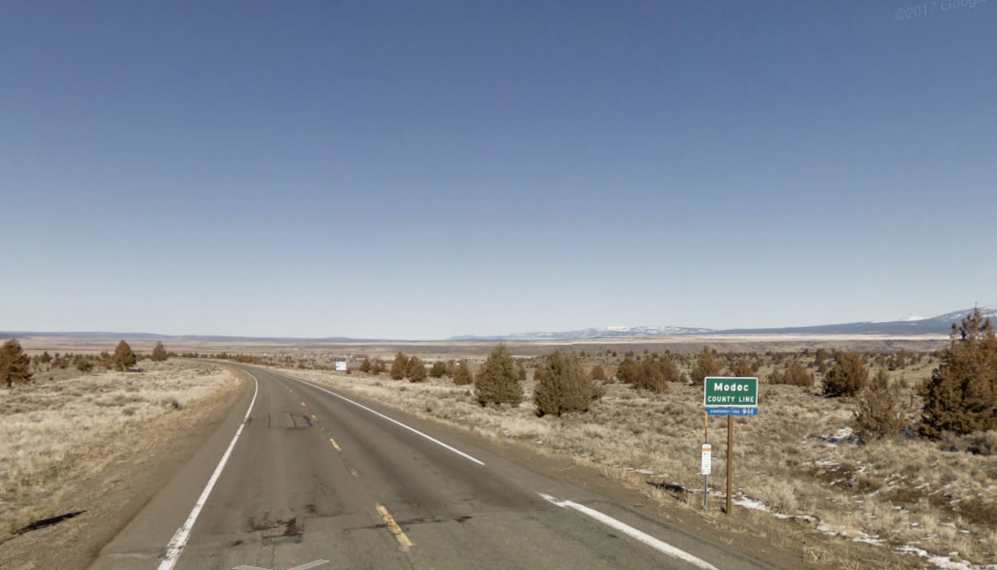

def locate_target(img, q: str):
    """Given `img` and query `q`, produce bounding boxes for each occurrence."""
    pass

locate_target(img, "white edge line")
[157,370,260,570]
[539,493,719,570]
[278,373,485,467]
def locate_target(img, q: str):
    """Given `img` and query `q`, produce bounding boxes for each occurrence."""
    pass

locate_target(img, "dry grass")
[280,365,997,569]
[0,360,236,539]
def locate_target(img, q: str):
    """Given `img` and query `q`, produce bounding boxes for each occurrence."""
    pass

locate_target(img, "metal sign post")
[702,377,759,516]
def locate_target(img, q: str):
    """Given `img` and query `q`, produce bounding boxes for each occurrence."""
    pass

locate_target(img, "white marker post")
[701,443,712,511]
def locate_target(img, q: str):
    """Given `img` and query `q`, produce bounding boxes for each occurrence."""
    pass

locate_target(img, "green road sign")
[703,377,758,408]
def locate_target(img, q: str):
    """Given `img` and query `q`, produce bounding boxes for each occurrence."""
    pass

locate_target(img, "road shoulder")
[0,366,248,570]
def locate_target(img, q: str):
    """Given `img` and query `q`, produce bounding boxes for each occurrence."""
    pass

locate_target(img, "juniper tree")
[112,340,137,372]
[616,356,640,385]
[0,339,32,388]
[636,357,667,393]
[390,352,408,380]
[406,356,427,382]
[474,343,522,406]
[590,365,606,382]
[785,360,815,387]
[429,361,447,378]
[855,368,904,440]
[919,308,997,438]
[359,358,372,373]
[534,351,597,416]
[822,351,868,397]
[689,346,721,385]
[454,359,473,386]
[151,341,169,362]
[658,353,681,383]
[75,357,95,373]
[728,357,756,378]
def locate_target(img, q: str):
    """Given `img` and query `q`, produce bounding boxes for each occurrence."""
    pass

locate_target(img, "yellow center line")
[376,503,413,550]
[350,469,359,478]
[301,402,307,407]
[329,438,342,452]
[311,414,318,421]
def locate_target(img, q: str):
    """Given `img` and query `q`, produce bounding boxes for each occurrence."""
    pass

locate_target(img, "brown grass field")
[0,359,237,542]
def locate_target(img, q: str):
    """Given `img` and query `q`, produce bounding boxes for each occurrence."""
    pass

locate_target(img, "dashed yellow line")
[311,414,318,421]
[301,402,307,407]
[350,469,359,478]
[329,438,342,452]
[376,503,413,550]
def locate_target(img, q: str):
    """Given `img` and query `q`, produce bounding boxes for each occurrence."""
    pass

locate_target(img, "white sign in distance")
[701,444,712,475]
[335,361,347,372]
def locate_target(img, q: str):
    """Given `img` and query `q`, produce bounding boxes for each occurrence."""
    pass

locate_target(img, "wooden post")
[726,415,733,515]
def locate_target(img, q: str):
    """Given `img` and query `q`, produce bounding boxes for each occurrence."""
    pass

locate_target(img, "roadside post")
[703,377,758,515]
[701,442,712,511]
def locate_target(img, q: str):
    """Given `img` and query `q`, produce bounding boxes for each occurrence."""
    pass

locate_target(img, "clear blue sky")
[2,1,994,339]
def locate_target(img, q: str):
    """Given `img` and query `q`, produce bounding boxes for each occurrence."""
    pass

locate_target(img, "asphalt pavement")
[88,365,774,570]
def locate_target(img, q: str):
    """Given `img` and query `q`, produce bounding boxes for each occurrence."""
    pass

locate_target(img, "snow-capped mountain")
[449,307,997,340]
[928,306,997,323]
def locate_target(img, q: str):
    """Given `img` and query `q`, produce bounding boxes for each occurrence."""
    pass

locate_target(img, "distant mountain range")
[448,325,715,341]
[3,307,994,342]
[451,306,997,340]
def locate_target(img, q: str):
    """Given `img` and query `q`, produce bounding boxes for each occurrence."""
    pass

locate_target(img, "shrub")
[453,359,472,386]
[474,343,522,406]
[920,309,997,438]
[406,356,427,382]
[769,369,785,385]
[359,358,372,373]
[112,340,137,372]
[854,369,904,440]
[728,357,756,377]
[657,353,682,383]
[822,351,868,397]
[390,352,408,380]
[636,357,667,393]
[429,361,447,378]
[534,351,598,416]
[75,357,94,373]
[590,365,606,381]
[0,339,32,388]
[151,341,169,362]
[689,346,721,385]
[784,360,814,387]
[617,356,640,385]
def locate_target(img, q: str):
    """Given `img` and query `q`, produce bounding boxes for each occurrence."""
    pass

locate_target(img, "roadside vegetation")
[249,309,997,569]
[0,355,234,542]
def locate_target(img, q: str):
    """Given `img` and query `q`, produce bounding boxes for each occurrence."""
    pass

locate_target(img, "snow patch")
[899,546,997,570]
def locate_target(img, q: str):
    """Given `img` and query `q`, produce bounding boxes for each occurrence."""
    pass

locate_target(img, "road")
[88,365,773,570]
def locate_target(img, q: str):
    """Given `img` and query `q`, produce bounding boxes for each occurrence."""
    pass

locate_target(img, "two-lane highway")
[89,365,774,570]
